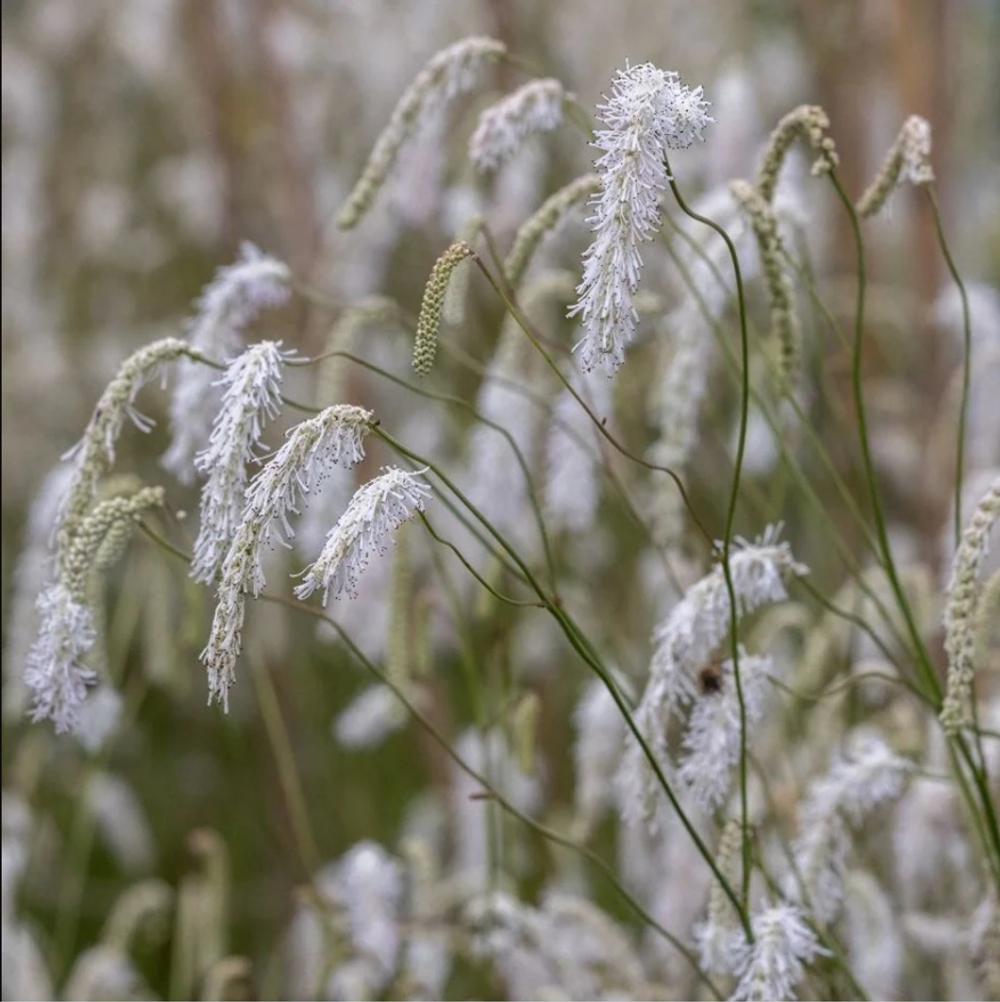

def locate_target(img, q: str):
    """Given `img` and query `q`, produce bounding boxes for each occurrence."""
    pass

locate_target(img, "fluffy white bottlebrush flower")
[568,63,712,375]
[620,525,806,822]
[328,841,405,998]
[201,405,372,708]
[295,467,431,604]
[333,684,408,751]
[163,243,291,483]
[22,583,97,734]
[678,651,773,811]
[191,341,296,584]
[789,728,912,924]
[469,78,566,171]
[731,902,826,1002]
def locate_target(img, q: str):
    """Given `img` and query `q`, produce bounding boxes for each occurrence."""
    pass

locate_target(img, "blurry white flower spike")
[163,243,291,482]
[296,467,432,604]
[569,63,712,375]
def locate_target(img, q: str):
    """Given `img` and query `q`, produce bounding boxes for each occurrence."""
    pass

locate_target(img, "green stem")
[371,424,752,936]
[666,166,754,914]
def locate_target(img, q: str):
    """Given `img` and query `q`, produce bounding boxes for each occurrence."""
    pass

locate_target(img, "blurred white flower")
[164,243,291,482]
[469,78,565,171]
[23,583,97,734]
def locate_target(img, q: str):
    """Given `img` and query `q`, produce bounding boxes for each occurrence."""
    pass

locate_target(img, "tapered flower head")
[295,467,432,603]
[569,63,712,375]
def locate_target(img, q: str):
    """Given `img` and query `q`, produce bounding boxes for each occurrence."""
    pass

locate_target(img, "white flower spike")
[569,63,712,375]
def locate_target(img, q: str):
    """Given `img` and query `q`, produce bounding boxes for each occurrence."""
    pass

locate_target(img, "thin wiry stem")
[370,424,752,935]
[829,171,1000,890]
[924,186,972,549]
[665,163,754,915]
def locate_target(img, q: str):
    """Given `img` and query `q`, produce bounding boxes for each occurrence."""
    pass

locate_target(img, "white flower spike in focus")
[296,467,432,604]
[569,63,712,375]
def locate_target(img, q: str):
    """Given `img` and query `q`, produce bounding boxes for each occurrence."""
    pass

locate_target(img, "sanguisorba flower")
[202,405,372,708]
[731,902,826,1001]
[295,467,432,604]
[191,341,296,584]
[569,63,712,375]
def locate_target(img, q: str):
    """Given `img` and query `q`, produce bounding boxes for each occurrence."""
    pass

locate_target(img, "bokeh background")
[3,1,999,999]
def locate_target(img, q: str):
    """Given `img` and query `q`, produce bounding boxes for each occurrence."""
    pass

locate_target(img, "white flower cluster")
[164,243,291,482]
[469,78,566,171]
[191,341,295,584]
[677,651,773,811]
[296,467,432,604]
[333,684,408,750]
[731,902,825,1001]
[22,583,97,734]
[621,526,806,820]
[569,63,712,375]
[201,405,372,707]
[790,729,912,923]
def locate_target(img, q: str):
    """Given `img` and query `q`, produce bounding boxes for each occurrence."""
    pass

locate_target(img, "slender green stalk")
[371,424,752,935]
[829,172,1000,888]
[262,592,724,1001]
[665,166,754,913]
[924,186,972,549]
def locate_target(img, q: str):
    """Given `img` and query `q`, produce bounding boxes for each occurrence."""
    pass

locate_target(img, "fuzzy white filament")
[469,78,566,171]
[23,584,97,734]
[333,684,408,750]
[731,902,825,1001]
[295,467,432,604]
[678,652,773,811]
[163,243,291,482]
[201,405,372,708]
[568,63,712,375]
[191,342,295,584]
[621,526,806,820]
[790,729,912,924]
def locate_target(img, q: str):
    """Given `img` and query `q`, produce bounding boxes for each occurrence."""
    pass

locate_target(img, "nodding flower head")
[568,63,712,376]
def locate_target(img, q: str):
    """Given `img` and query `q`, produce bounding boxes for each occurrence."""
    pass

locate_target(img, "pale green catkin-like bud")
[442,216,485,327]
[974,568,1000,670]
[856,115,934,217]
[503,174,600,287]
[941,474,1000,733]
[101,879,174,953]
[60,487,166,599]
[337,36,506,229]
[694,818,746,976]
[317,297,403,406]
[512,690,542,776]
[413,242,474,375]
[730,179,801,392]
[58,339,195,540]
[756,104,839,204]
